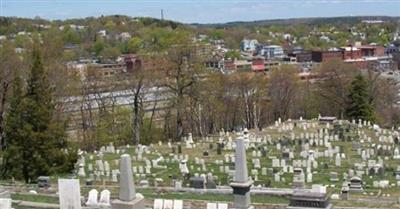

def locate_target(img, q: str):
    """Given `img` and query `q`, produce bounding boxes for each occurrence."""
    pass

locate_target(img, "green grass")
[14,206,57,209]
[11,193,59,204]
[137,188,289,204]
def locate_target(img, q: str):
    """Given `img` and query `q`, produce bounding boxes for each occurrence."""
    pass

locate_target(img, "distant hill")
[192,16,400,28]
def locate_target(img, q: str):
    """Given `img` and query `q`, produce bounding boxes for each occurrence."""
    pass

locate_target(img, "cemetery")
[2,118,400,209]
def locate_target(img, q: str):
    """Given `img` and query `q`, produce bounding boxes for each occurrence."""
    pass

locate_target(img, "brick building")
[311,50,343,62]
[342,46,362,60]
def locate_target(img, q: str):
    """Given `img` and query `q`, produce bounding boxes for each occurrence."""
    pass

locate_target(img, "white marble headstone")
[173,200,183,209]
[153,199,163,209]
[99,189,111,206]
[0,198,11,209]
[86,189,98,206]
[164,199,173,209]
[58,179,81,209]
[207,203,217,209]
[218,203,229,209]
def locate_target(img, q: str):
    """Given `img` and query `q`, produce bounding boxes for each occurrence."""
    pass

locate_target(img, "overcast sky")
[1,0,399,23]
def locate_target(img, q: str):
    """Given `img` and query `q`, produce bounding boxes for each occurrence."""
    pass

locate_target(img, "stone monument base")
[111,197,145,209]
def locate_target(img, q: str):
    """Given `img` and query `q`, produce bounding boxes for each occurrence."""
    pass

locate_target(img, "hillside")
[193,16,400,28]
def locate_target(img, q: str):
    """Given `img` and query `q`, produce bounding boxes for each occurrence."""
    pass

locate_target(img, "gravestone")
[218,203,229,209]
[0,198,11,209]
[206,178,217,189]
[282,151,290,159]
[349,176,363,192]
[78,164,86,177]
[111,154,145,209]
[173,200,183,209]
[288,185,332,209]
[178,145,182,154]
[274,173,280,182]
[38,176,50,188]
[179,160,189,175]
[164,199,173,209]
[341,184,349,200]
[217,144,222,155]
[253,159,261,169]
[86,189,99,207]
[330,172,339,182]
[189,176,204,189]
[58,179,81,209]
[272,159,280,167]
[230,135,254,209]
[99,189,111,206]
[261,149,267,157]
[293,168,305,188]
[207,203,217,209]
[335,154,341,167]
[153,199,163,209]
[307,173,313,183]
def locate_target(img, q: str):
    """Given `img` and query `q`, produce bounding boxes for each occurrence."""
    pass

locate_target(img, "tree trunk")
[176,94,184,141]
[133,91,141,145]
[198,103,204,137]
[148,87,159,132]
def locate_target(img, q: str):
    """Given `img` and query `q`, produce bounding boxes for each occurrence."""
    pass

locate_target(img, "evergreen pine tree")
[1,71,24,179]
[2,46,77,182]
[345,74,375,122]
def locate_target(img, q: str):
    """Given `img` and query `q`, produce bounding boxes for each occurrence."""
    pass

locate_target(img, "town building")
[224,59,237,72]
[289,52,312,63]
[311,50,343,62]
[235,59,252,71]
[240,39,259,52]
[205,54,225,72]
[358,45,385,57]
[257,45,285,59]
[67,54,143,81]
[251,57,265,72]
[385,44,399,55]
[342,46,362,60]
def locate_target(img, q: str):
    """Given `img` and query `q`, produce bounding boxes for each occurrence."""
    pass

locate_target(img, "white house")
[258,45,284,59]
[240,39,259,52]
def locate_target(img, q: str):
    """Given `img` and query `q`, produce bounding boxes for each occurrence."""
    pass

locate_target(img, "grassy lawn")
[14,206,57,209]
[138,188,289,204]
[11,189,289,205]
[11,193,59,204]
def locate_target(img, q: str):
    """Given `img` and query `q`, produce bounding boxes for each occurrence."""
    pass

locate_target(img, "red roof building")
[251,58,265,71]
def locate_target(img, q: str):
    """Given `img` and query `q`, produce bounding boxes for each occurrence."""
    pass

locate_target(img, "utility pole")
[161,9,164,20]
